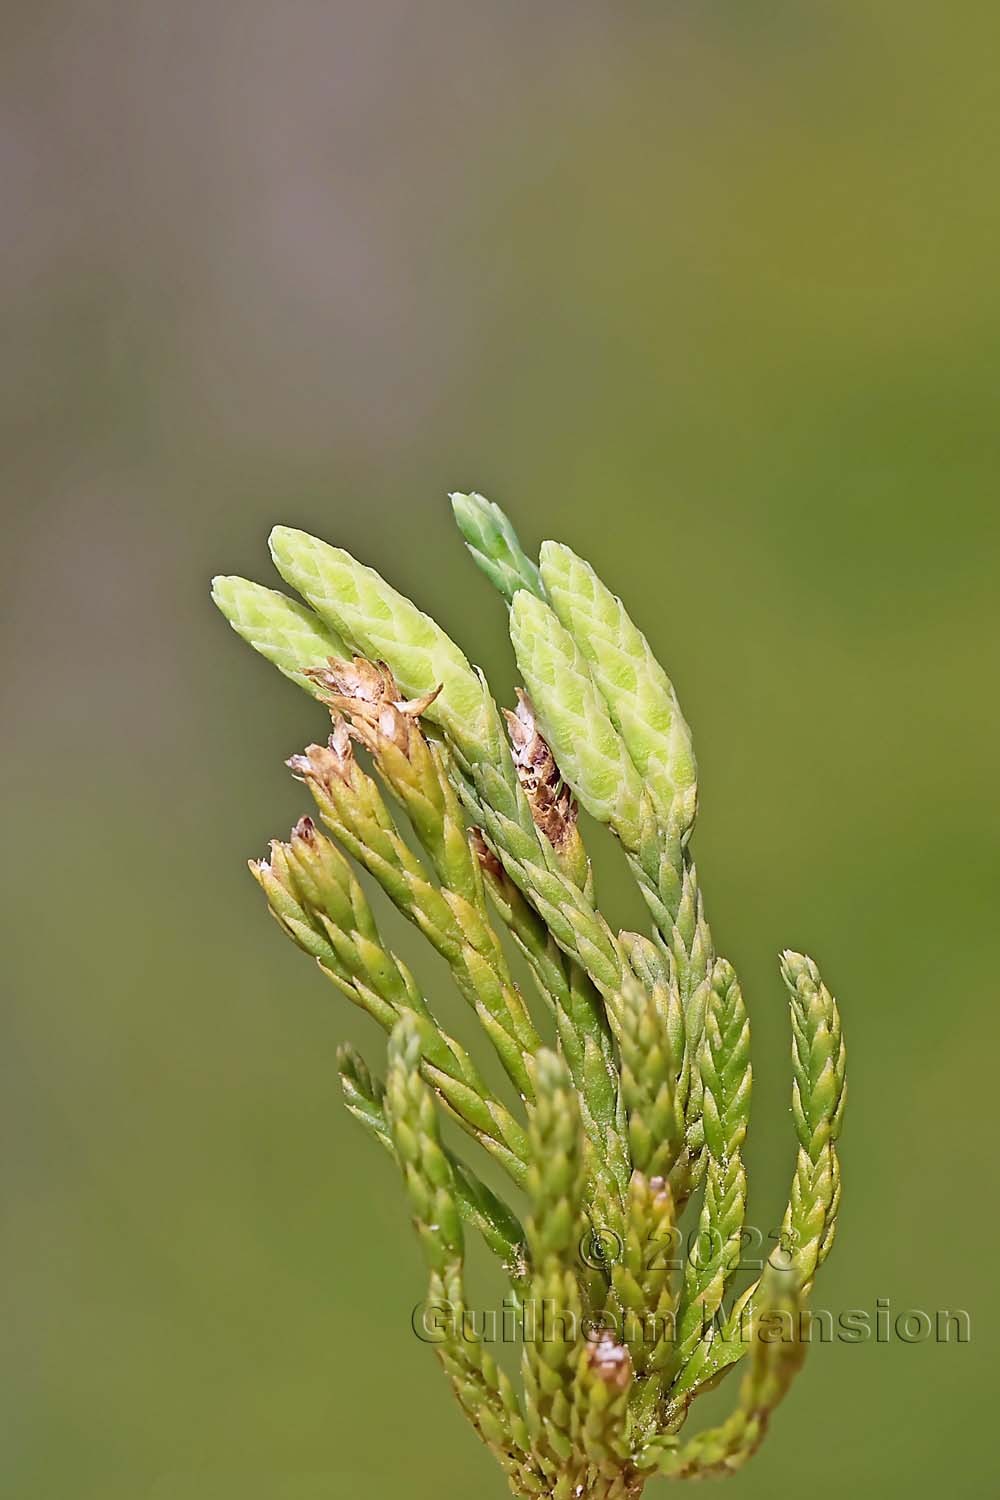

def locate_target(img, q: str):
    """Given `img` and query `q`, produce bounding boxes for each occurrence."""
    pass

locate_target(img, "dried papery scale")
[504,691,579,852]
[212,493,847,1497]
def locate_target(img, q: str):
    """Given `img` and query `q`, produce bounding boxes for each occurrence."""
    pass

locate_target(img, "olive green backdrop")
[3,3,997,1496]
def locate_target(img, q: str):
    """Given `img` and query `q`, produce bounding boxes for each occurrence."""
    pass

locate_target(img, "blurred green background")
[3,3,998,1496]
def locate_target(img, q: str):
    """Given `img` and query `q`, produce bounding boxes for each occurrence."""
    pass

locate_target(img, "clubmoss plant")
[213,493,846,1496]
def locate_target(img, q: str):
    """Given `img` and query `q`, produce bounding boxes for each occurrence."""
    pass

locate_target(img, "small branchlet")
[780,949,847,1287]
[214,493,848,1497]
[644,1261,809,1479]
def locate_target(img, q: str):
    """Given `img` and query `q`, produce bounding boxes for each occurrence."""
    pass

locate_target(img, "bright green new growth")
[213,492,847,1497]
[538,541,697,836]
[510,590,647,849]
[452,490,544,604]
[211,576,349,693]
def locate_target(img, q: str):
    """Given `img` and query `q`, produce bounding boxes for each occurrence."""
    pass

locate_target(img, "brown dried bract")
[306,656,441,757]
[504,690,578,850]
[292,814,317,845]
[286,718,356,787]
[469,826,504,883]
[585,1331,632,1391]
